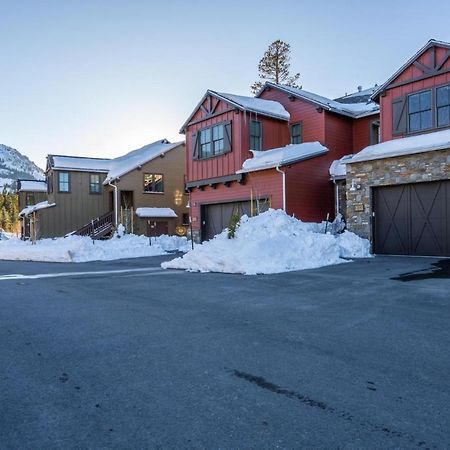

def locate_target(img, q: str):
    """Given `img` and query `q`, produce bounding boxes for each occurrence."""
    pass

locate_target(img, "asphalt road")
[0,255,449,449]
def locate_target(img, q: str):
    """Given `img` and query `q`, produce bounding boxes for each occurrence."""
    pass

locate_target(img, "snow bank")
[336,231,371,258]
[0,234,189,263]
[162,209,371,275]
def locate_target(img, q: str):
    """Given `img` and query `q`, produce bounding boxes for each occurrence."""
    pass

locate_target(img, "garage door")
[201,200,271,242]
[201,201,252,242]
[373,180,450,256]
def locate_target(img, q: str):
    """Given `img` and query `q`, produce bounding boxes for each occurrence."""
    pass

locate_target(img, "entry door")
[373,180,450,256]
[147,221,169,237]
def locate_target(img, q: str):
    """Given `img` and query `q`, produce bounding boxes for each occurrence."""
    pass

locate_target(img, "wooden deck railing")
[73,211,114,239]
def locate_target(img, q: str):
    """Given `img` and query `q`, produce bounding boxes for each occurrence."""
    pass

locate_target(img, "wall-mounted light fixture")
[349,179,361,192]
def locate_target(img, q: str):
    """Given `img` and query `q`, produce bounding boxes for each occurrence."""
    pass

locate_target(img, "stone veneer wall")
[346,148,450,240]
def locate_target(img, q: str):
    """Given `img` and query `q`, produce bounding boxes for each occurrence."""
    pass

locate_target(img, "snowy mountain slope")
[0,144,44,189]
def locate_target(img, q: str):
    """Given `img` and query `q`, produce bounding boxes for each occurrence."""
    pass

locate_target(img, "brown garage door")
[373,180,450,256]
[201,201,252,242]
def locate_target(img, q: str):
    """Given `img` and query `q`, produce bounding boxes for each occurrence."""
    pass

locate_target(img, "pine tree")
[251,39,301,94]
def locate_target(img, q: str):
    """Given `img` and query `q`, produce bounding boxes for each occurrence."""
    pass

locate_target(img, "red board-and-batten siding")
[380,45,450,142]
[186,95,289,183]
[259,88,379,221]
[185,94,288,231]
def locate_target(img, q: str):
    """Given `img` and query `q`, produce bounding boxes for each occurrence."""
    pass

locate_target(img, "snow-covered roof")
[212,91,290,121]
[104,140,183,184]
[50,155,111,173]
[19,201,55,217]
[238,142,328,174]
[349,128,450,164]
[329,155,354,179]
[135,207,178,218]
[371,39,450,101]
[334,87,377,104]
[180,89,290,132]
[260,82,379,118]
[18,180,47,192]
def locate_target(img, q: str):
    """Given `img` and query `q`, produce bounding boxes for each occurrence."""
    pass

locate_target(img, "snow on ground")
[0,233,189,263]
[162,209,371,275]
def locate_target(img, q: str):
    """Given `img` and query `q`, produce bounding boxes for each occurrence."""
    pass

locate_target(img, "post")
[131,207,134,234]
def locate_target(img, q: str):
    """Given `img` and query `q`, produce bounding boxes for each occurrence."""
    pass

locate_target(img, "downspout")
[108,180,119,227]
[276,165,286,212]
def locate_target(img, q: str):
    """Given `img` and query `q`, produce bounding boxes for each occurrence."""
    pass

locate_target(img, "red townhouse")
[182,85,379,242]
[346,39,450,256]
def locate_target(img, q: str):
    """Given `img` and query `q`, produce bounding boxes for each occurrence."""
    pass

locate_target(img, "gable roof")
[180,89,290,133]
[260,82,379,118]
[49,155,111,173]
[103,139,183,184]
[371,39,450,102]
[237,142,328,173]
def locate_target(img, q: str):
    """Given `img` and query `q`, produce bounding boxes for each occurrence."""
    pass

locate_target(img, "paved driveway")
[0,255,449,448]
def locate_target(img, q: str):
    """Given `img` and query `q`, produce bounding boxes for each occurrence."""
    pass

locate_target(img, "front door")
[147,220,169,237]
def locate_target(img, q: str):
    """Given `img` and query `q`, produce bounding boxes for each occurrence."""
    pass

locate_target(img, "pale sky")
[1,0,449,168]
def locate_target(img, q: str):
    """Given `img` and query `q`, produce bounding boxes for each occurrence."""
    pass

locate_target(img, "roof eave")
[237,149,328,174]
[370,39,450,101]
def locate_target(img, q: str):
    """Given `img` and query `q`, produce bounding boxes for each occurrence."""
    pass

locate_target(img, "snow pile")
[0,234,189,263]
[162,209,371,275]
[335,231,371,258]
[240,142,328,173]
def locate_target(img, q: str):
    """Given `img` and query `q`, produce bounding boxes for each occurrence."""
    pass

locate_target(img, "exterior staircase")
[73,211,114,239]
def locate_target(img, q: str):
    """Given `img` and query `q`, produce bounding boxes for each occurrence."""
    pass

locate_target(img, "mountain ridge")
[0,144,44,189]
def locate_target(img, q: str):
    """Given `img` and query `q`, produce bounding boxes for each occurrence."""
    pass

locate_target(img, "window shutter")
[392,96,407,135]
[223,122,232,153]
[192,131,200,159]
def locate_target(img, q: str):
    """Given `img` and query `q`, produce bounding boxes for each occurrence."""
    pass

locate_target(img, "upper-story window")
[250,120,262,151]
[144,173,164,193]
[89,174,101,194]
[290,123,302,144]
[437,84,450,127]
[58,172,70,192]
[408,90,432,133]
[192,122,231,159]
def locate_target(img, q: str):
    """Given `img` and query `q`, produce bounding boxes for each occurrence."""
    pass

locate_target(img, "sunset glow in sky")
[1,0,449,168]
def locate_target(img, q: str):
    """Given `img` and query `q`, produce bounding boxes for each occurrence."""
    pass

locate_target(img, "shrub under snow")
[162,209,371,275]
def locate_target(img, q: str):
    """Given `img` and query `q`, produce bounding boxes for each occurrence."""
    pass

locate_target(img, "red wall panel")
[189,170,283,232]
[380,46,450,142]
